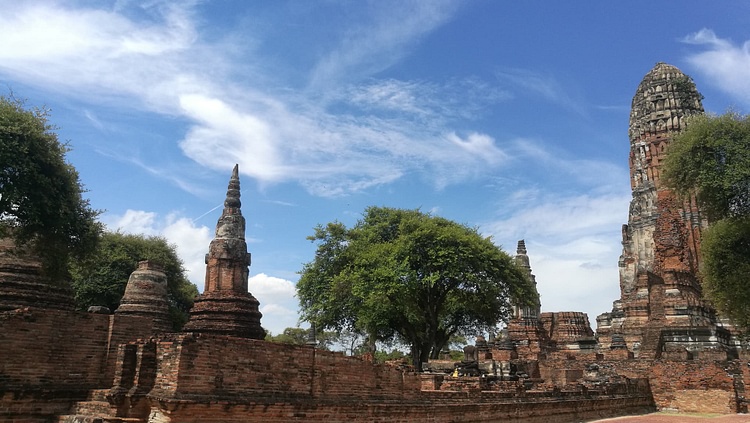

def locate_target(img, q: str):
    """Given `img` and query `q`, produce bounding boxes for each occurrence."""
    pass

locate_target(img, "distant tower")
[513,240,540,319]
[506,240,546,357]
[597,63,735,358]
[183,165,264,339]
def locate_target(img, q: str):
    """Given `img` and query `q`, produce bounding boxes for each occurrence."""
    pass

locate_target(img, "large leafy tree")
[663,111,750,331]
[297,207,534,370]
[663,112,750,221]
[69,232,199,329]
[0,96,101,277]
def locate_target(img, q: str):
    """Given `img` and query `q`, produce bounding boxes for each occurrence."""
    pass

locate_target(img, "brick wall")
[0,308,162,391]
[0,307,165,423]
[537,357,746,414]
[0,308,110,389]
[146,385,654,423]
[146,333,421,402]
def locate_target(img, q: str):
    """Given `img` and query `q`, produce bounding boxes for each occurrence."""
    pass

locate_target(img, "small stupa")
[115,260,172,332]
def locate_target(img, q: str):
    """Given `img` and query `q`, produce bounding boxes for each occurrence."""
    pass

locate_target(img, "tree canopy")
[69,231,198,329]
[663,111,750,332]
[663,111,750,222]
[297,206,535,370]
[699,217,750,330]
[0,96,101,277]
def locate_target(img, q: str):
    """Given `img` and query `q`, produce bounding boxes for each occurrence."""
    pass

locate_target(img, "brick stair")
[56,389,148,423]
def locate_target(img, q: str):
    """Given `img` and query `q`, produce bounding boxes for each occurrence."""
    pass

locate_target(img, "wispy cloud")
[345,77,510,121]
[307,0,461,92]
[511,139,628,190]
[495,68,588,117]
[0,1,513,197]
[683,29,750,107]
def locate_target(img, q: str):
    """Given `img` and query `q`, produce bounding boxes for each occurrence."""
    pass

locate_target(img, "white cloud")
[346,78,510,120]
[0,1,514,197]
[447,132,507,164]
[486,193,629,241]
[178,94,283,181]
[349,79,429,115]
[511,138,629,189]
[250,273,299,335]
[0,2,207,109]
[683,29,750,107]
[104,209,159,236]
[480,143,630,328]
[249,273,297,305]
[259,304,300,336]
[160,213,212,290]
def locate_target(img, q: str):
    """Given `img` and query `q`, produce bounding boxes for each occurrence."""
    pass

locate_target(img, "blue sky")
[1,1,748,337]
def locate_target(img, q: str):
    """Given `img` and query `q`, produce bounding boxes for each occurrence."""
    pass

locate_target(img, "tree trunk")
[410,344,422,371]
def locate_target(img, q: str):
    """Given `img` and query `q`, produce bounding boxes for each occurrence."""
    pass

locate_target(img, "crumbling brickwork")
[596,63,737,357]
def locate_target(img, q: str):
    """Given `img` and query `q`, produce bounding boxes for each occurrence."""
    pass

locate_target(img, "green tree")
[0,96,101,277]
[663,111,750,332]
[297,207,534,370]
[700,217,750,330]
[69,232,198,329]
[663,111,750,221]
[265,326,335,350]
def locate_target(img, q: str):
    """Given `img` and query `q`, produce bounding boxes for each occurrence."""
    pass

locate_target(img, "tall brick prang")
[183,165,264,339]
[596,63,736,358]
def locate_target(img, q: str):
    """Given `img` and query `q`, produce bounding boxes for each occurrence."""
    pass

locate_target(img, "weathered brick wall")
[132,334,654,422]
[537,357,745,414]
[0,308,110,389]
[105,313,158,384]
[0,307,165,423]
[0,307,162,390]
[147,386,654,423]
[648,360,739,413]
[148,333,421,402]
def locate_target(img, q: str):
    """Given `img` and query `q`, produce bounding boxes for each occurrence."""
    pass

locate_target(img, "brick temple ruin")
[1,63,748,422]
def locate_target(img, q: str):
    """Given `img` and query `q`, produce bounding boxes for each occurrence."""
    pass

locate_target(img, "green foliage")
[69,232,198,329]
[663,111,750,333]
[0,96,101,277]
[265,327,335,350]
[700,217,750,330]
[373,349,407,363]
[663,111,750,221]
[297,206,534,370]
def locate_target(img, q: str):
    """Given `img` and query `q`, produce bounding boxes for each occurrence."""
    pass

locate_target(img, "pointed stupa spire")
[183,164,264,339]
[225,164,241,209]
